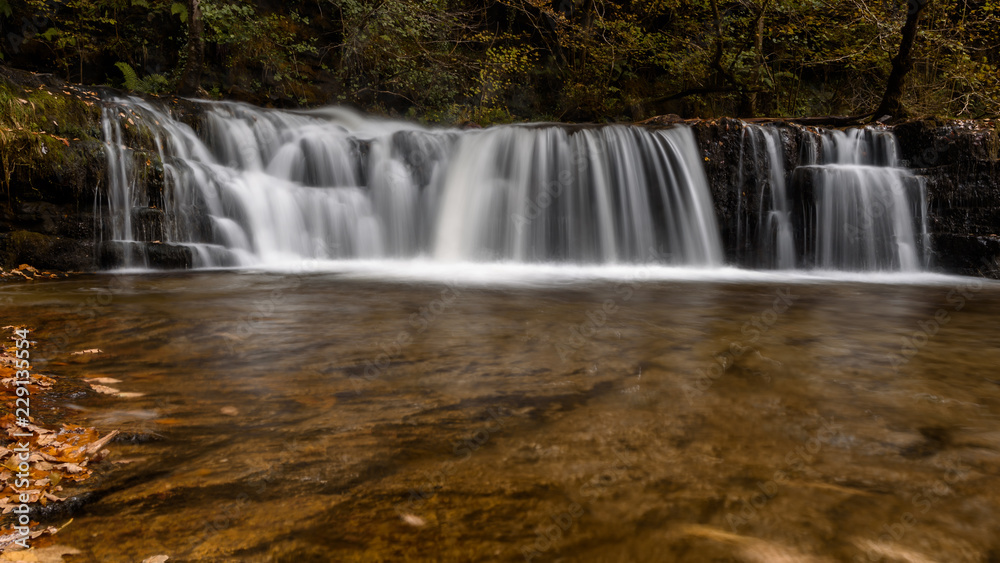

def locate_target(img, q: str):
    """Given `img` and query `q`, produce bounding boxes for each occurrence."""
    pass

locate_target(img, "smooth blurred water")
[3,272,999,561]
[101,101,722,268]
[101,101,930,274]
[806,128,930,271]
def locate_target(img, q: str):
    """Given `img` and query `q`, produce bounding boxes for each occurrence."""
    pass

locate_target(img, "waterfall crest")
[99,100,930,273]
[100,99,723,268]
[739,125,796,269]
[801,128,931,271]
[736,123,930,271]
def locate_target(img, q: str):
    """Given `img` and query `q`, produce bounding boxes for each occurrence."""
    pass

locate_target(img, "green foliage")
[0,78,102,207]
[327,0,480,113]
[116,61,170,94]
[474,43,536,111]
[14,0,180,83]
[115,61,140,91]
[169,1,187,22]
[0,0,997,119]
[199,0,317,98]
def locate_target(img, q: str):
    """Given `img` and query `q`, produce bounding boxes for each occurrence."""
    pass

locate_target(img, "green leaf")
[171,2,188,23]
[115,61,140,91]
[40,27,61,41]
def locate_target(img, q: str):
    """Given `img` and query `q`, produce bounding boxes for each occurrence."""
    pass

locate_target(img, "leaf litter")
[0,327,132,555]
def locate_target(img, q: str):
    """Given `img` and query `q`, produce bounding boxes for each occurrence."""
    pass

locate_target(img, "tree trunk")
[709,0,726,88]
[746,1,769,117]
[874,0,931,119]
[709,0,753,116]
[177,0,204,96]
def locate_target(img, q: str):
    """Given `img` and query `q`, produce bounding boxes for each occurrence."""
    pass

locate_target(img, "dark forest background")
[0,0,997,123]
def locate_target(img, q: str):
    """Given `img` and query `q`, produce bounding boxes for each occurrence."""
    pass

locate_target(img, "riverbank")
[0,66,105,275]
[0,326,123,556]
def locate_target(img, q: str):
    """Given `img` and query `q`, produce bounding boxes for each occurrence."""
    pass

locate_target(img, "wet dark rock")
[900,426,953,459]
[132,207,165,242]
[932,234,1000,277]
[115,431,167,443]
[690,118,751,266]
[686,118,1000,276]
[895,120,1000,277]
[0,230,93,270]
[28,491,96,522]
[97,240,193,270]
[2,66,999,279]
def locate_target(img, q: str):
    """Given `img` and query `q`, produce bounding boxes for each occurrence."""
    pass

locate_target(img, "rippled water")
[3,270,1000,562]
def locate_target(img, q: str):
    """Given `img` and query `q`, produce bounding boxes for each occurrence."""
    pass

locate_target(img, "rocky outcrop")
[0,67,195,273]
[96,241,193,270]
[689,117,1000,277]
[893,119,1000,277]
[1,64,998,277]
[0,66,106,272]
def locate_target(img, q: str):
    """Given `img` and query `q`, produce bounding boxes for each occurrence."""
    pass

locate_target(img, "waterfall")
[736,123,930,272]
[99,105,150,268]
[98,98,931,273]
[798,128,931,271]
[98,98,723,268]
[739,125,796,269]
[432,125,721,264]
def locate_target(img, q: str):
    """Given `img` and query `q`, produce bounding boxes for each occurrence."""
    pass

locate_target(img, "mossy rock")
[0,70,106,207]
[0,230,92,271]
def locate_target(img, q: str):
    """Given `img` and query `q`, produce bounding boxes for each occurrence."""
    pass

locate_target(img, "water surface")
[3,270,999,562]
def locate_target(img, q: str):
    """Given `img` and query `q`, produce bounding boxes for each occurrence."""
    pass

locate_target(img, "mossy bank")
[0,66,106,272]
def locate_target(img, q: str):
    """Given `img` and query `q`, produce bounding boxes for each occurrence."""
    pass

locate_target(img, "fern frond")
[115,62,140,92]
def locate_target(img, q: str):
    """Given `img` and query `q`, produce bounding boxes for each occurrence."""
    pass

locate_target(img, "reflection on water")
[3,271,1000,562]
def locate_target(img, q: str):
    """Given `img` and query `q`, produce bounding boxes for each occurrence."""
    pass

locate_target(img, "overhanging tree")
[177,0,204,96]
[874,0,932,119]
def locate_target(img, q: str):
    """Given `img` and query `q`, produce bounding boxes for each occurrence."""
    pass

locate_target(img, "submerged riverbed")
[2,270,1000,562]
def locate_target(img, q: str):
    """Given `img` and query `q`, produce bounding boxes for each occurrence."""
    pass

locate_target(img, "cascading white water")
[740,125,796,269]
[100,105,150,268]
[99,99,931,274]
[737,123,931,272]
[800,128,930,271]
[433,124,722,264]
[99,98,723,268]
